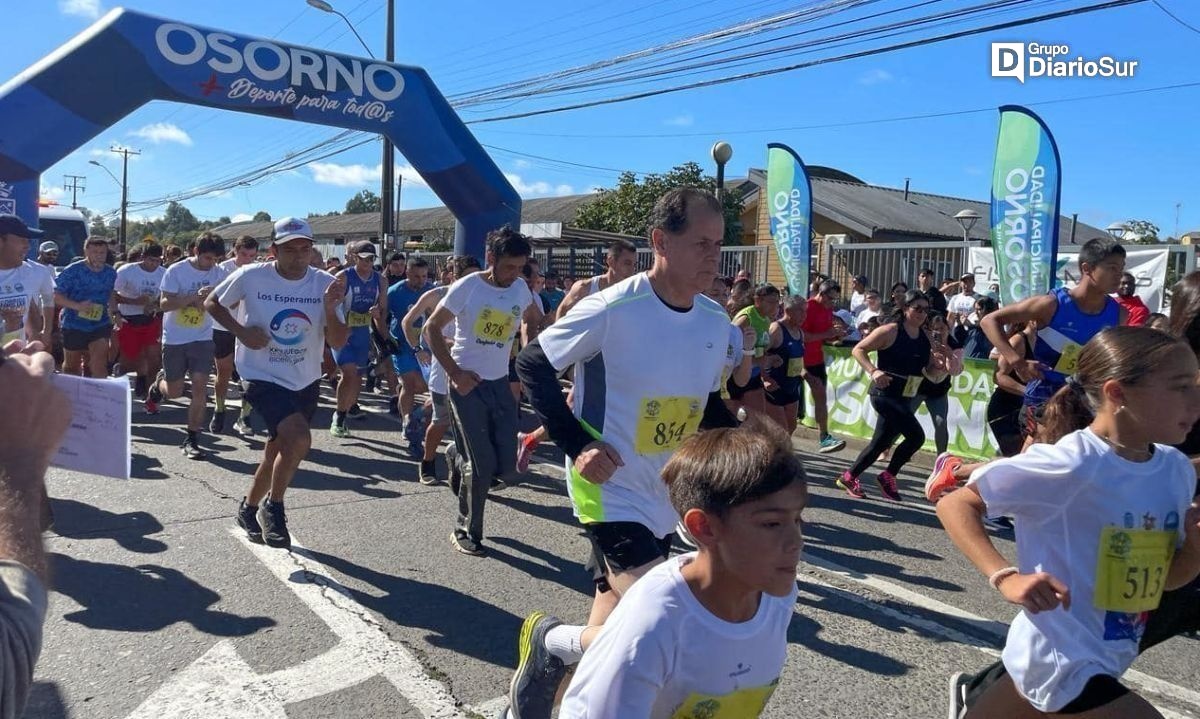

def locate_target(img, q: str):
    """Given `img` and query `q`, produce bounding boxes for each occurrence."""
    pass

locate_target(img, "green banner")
[802,347,1000,461]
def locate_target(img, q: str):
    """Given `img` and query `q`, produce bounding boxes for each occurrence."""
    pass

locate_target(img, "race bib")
[787,357,805,377]
[719,370,731,400]
[902,375,923,398]
[473,307,514,343]
[671,683,778,719]
[1055,341,1083,374]
[1093,526,1176,613]
[347,310,372,328]
[175,306,205,328]
[635,396,702,455]
[79,304,104,322]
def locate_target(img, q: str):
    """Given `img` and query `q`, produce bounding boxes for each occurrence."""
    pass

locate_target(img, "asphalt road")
[29,385,1200,719]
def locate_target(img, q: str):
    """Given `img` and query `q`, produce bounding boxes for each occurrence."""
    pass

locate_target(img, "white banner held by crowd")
[968,246,1170,312]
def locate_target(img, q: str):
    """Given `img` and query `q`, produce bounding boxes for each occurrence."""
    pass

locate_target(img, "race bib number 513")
[1093,526,1176,613]
[635,396,702,455]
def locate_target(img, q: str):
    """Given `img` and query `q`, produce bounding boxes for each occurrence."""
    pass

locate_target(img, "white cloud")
[307,161,429,189]
[129,122,192,146]
[504,173,575,198]
[858,69,893,86]
[231,213,254,223]
[664,114,694,127]
[42,186,67,202]
[512,159,532,170]
[59,0,102,19]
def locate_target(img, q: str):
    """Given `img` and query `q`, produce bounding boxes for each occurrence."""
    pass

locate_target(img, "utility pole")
[380,0,395,249]
[112,146,140,254]
[62,175,86,209]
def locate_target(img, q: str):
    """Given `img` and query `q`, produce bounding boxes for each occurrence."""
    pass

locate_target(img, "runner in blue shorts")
[330,240,388,438]
[387,256,434,443]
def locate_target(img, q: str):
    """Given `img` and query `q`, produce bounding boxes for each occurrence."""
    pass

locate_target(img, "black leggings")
[849,394,925,477]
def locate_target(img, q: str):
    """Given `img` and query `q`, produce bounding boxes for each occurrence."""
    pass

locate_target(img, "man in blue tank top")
[387,256,435,446]
[923,237,1128,503]
[981,237,1127,423]
[330,241,388,438]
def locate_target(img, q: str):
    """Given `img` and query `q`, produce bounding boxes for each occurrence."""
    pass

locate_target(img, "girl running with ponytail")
[939,326,1200,717]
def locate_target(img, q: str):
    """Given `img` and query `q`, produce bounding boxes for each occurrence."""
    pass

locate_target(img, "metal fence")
[821,240,1196,305]
[326,245,771,284]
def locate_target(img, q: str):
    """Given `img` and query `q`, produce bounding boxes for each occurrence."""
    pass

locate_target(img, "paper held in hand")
[50,374,131,480]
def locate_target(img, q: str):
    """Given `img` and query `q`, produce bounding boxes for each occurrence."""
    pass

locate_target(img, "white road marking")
[124,530,469,719]
[801,555,1200,718]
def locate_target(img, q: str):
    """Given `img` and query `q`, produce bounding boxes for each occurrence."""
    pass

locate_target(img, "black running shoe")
[419,459,438,486]
[348,403,366,419]
[236,498,263,543]
[257,500,291,549]
[210,409,227,433]
[450,531,486,557]
[509,612,567,719]
[181,434,204,460]
[490,477,509,492]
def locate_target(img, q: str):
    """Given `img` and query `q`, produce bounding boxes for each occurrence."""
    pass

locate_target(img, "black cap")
[0,214,44,239]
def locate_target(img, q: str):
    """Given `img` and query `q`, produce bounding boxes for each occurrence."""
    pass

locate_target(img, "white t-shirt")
[560,553,796,719]
[969,428,1194,713]
[160,259,227,345]
[947,291,978,317]
[0,261,54,344]
[211,263,336,391]
[115,262,165,317]
[436,272,534,382]
[849,289,868,315]
[537,273,736,537]
[854,307,880,328]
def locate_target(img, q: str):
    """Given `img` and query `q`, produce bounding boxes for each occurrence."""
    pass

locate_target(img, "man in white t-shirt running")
[113,242,165,411]
[213,235,260,435]
[424,227,543,557]
[148,233,227,459]
[515,239,639,472]
[206,217,348,549]
[506,188,740,719]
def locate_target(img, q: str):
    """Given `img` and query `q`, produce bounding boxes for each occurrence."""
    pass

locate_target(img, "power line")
[1153,0,1200,34]
[467,0,1146,124]
[476,80,1200,139]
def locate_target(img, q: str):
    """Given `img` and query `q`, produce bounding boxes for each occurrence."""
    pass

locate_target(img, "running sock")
[215,395,226,412]
[240,401,253,419]
[421,459,436,475]
[544,624,586,665]
[335,410,347,426]
[523,433,540,450]
[186,429,198,441]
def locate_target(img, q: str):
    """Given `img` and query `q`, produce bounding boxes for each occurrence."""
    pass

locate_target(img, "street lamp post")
[306,0,395,249]
[953,208,981,275]
[711,141,733,202]
[89,159,125,246]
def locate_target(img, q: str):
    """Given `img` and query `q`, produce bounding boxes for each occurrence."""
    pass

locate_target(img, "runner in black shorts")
[205,217,348,549]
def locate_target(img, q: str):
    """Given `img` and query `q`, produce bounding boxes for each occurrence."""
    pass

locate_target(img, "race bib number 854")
[635,396,702,455]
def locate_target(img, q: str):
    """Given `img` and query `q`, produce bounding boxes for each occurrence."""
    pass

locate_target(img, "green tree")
[1122,219,1161,244]
[252,210,272,222]
[88,215,110,237]
[344,190,382,215]
[573,162,745,245]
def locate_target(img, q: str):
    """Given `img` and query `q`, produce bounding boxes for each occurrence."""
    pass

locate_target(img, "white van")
[37,203,89,268]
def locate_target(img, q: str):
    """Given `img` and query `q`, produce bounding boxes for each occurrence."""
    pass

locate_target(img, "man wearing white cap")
[206,217,348,549]
[36,241,58,267]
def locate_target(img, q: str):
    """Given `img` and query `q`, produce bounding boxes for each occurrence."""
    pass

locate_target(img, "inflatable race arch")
[0,8,519,258]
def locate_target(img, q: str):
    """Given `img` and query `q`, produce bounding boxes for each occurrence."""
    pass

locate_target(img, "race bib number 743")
[635,396,702,455]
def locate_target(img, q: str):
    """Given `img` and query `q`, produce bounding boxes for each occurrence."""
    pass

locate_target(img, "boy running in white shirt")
[939,326,1200,718]
[557,417,805,719]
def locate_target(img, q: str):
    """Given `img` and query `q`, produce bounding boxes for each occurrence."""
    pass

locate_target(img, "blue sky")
[7,0,1198,237]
